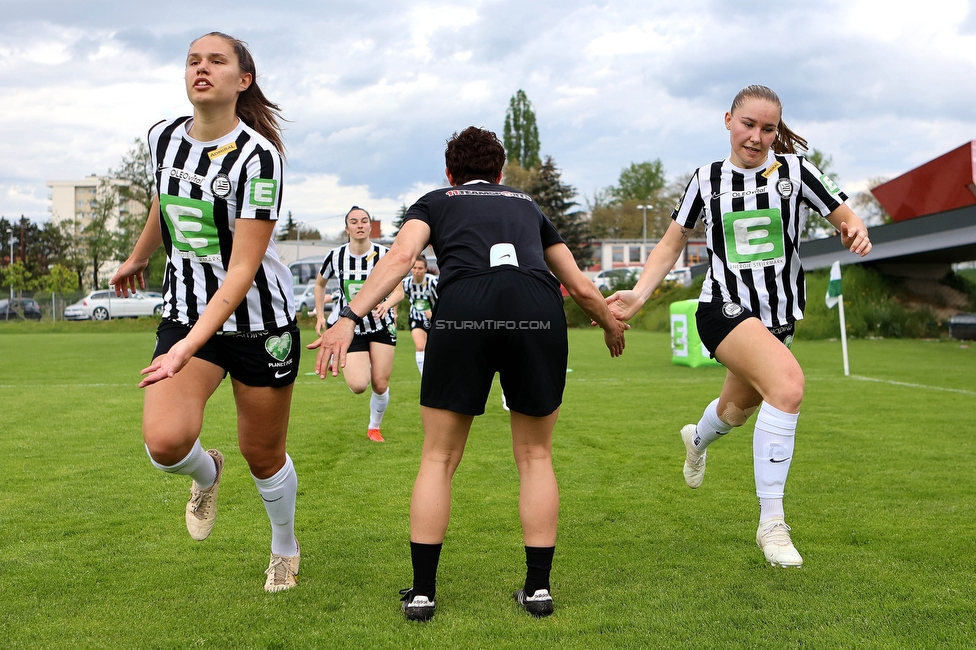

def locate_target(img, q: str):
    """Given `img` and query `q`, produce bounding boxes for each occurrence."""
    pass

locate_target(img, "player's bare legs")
[510,409,559,547]
[234,380,300,589]
[410,407,472,543]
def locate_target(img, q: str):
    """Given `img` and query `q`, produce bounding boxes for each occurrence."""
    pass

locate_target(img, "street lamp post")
[6,228,13,302]
[636,204,652,260]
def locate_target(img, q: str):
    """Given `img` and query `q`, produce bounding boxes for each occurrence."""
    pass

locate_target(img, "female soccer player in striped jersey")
[608,85,872,567]
[110,32,302,592]
[402,256,438,375]
[314,207,405,442]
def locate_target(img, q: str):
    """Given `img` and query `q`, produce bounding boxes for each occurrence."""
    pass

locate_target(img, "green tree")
[39,263,79,294]
[112,139,155,215]
[277,211,322,241]
[1,261,37,296]
[62,179,122,289]
[503,90,541,170]
[612,160,666,202]
[391,204,409,237]
[527,156,591,268]
[802,149,839,239]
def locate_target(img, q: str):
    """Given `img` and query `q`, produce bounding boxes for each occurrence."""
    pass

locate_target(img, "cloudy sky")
[2,0,975,237]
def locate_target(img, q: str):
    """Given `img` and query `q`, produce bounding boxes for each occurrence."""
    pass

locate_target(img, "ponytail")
[730,84,807,154]
[773,119,807,155]
[193,32,285,155]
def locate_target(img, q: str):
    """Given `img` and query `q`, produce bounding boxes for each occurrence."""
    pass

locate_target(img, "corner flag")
[825,261,842,309]
[824,260,849,376]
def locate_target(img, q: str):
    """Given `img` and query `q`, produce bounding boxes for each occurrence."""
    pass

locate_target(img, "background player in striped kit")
[607,85,871,568]
[402,255,438,375]
[110,32,302,592]
[314,206,405,442]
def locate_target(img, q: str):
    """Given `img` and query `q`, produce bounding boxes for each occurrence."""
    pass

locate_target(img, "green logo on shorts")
[265,332,292,361]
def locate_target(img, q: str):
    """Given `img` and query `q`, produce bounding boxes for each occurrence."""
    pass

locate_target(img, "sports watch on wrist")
[339,305,363,325]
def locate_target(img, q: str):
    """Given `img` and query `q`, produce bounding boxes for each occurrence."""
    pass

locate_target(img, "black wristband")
[339,305,363,325]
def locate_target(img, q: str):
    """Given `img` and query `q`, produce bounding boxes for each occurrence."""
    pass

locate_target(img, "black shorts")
[696,301,795,358]
[421,269,567,417]
[409,317,431,332]
[153,319,301,388]
[347,324,397,353]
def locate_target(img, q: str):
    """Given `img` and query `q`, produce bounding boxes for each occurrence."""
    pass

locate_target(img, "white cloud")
[1,0,976,229]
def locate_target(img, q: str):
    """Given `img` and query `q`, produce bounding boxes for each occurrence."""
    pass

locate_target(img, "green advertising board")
[670,299,722,368]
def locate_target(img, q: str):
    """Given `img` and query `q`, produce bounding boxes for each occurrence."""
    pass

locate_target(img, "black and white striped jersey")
[672,151,847,327]
[320,242,397,335]
[149,116,293,332]
[402,274,439,321]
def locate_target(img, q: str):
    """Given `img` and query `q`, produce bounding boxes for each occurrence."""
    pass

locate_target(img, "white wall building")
[47,175,145,287]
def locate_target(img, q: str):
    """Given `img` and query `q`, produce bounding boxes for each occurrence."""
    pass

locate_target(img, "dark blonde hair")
[730,85,808,155]
[191,32,285,154]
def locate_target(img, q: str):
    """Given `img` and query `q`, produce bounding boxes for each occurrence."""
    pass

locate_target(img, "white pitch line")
[849,375,976,396]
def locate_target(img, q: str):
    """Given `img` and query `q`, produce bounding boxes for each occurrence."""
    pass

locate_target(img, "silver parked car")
[292,280,339,316]
[64,290,164,321]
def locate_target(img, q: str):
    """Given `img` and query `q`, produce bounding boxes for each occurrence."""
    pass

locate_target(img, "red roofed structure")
[871,141,976,221]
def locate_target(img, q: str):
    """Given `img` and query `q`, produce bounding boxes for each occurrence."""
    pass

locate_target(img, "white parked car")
[592,266,644,292]
[64,290,164,321]
[664,267,693,287]
[293,284,316,316]
[292,280,338,316]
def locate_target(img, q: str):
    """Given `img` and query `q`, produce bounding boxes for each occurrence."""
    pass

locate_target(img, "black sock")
[523,545,555,596]
[410,541,442,600]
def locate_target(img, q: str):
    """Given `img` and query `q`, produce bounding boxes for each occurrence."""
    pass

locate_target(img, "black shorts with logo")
[347,324,397,353]
[409,317,431,332]
[422,269,568,417]
[153,319,301,388]
[696,300,795,358]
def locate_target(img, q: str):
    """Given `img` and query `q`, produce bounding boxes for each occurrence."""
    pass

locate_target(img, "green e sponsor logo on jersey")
[722,209,786,271]
[265,332,292,361]
[249,178,278,207]
[820,174,841,195]
[160,194,222,261]
[343,279,365,302]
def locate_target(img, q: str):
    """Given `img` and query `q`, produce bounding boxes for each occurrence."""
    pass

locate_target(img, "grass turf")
[1,325,974,648]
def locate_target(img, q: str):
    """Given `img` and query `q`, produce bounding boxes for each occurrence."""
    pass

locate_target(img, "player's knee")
[720,402,757,427]
[348,383,368,395]
[768,372,805,412]
[144,438,193,467]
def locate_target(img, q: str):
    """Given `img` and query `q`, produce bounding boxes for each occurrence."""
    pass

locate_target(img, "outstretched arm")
[606,220,689,321]
[137,219,275,387]
[824,203,872,257]
[544,243,627,357]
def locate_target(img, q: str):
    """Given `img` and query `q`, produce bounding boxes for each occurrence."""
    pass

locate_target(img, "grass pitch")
[1,324,974,649]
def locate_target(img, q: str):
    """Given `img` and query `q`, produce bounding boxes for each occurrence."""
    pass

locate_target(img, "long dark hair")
[192,32,285,154]
[730,85,808,155]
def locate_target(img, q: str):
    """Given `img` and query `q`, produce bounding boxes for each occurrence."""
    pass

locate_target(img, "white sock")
[753,403,798,520]
[147,440,216,488]
[369,388,390,429]
[693,398,733,451]
[253,454,299,557]
[415,351,425,375]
